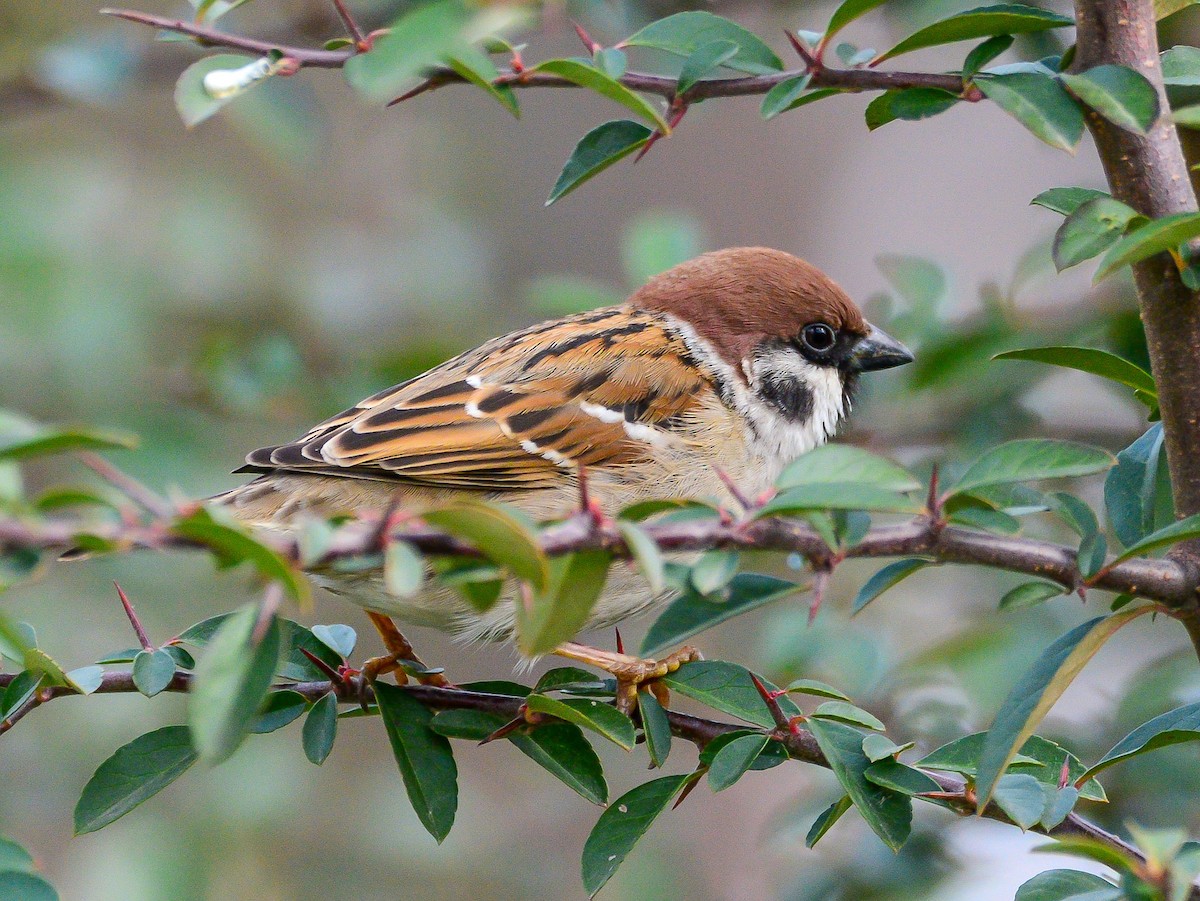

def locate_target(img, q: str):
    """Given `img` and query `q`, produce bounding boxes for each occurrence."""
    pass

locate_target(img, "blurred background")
[4,0,1200,898]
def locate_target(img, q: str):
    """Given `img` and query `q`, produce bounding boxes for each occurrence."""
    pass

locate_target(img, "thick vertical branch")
[1073,0,1200,568]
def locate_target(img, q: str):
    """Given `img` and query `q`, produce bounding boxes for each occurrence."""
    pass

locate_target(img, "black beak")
[851,324,913,372]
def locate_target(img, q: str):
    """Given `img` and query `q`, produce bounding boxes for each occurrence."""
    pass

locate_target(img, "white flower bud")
[202,57,277,100]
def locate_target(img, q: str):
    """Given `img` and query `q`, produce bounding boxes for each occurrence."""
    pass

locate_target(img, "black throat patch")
[759,369,816,422]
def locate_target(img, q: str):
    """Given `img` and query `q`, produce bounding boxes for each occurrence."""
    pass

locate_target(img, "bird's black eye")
[800,322,836,352]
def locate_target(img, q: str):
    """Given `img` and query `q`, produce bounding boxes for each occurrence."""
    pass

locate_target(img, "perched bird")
[218,247,912,703]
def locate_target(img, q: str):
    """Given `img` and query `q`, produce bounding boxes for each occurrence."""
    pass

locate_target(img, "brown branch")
[0,668,1162,889]
[328,0,366,48]
[100,7,967,97]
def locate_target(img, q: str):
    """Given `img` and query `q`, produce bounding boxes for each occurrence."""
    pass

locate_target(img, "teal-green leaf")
[826,0,889,40]
[593,48,628,79]
[806,717,912,850]
[546,120,653,205]
[776,444,921,492]
[1,671,41,720]
[424,501,549,592]
[806,795,853,847]
[1040,785,1079,830]
[302,693,338,765]
[510,722,608,805]
[0,872,58,901]
[863,758,941,795]
[375,682,458,842]
[657,660,800,728]
[862,734,915,762]
[974,608,1148,811]
[1110,512,1200,563]
[0,426,137,461]
[976,72,1084,152]
[812,700,886,731]
[74,725,197,834]
[444,46,519,117]
[311,623,356,659]
[188,603,281,763]
[1105,424,1172,548]
[342,0,468,102]
[0,835,34,872]
[760,74,812,120]
[1059,65,1160,134]
[1050,197,1143,271]
[917,732,1106,802]
[384,541,425,597]
[999,580,1064,610]
[1173,104,1200,128]
[248,690,307,734]
[1030,186,1110,216]
[950,439,1115,497]
[707,733,770,791]
[524,694,636,750]
[132,648,177,698]
[615,520,665,595]
[689,550,741,595]
[865,88,959,129]
[677,40,739,93]
[1015,869,1120,901]
[621,12,783,75]
[963,34,1015,78]
[992,772,1049,829]
[786,678,852,701]
[530,59,668,131]
[758,483,921,516]
[638,688,672,768]
[1082,702,1200,781]
[1162,45,1200,85]
[517,549,611,656]
[1095,212,1200,281]
[877,4,1073,63]
[852,558,930,614]
[641,573,800,656]
[994,345,1156,395]
[581,775,689,896]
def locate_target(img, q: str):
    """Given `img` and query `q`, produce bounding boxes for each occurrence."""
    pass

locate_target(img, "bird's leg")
[553,640,701,715]
[361,611,449,688]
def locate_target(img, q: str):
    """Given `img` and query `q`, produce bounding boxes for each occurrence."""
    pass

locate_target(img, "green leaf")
[73,725,197,834]
[0,872,58,901]
[862,734,915,762]
[689,550,741,595]
[581,775,689,896]
[763,86,844,118]
[657,660,800,728]
[1060,65,1160,134]
[641,573,800,656]
[1033,838,1139,875]
[375,682,458,842]
[676,40,739,93]
[806,795,853,847]
[758,484,921,516]
[1031,186,1110,216]
[917,732,1106,802]
[173,54,266,128]
[621,12,783,75]
[950,439,1115,497]
[992,772,1049,829]
[865,88,959,129]
[302,693,338,765]
[974,608,1149,811]
[424,501,549,592]
[510,722,608,805]
[1173,104,1200,128]
[1015,869,1120,901]
[444,47,519,118]
[852,558,930,614]
[877,4,1073,63]
[188,603,282,764]
[384,541,424,597]
[530,60,668,131]
[593,47,627,79]
[1049,198,1143,271]
[1095,212,1200,281]
[616,520,665,595]
[311,623,356,659]
[277,620,344,682]
[524,694,636,750]
[786,678,852,701]
[862,759,941,795]
[1082,700,1200,780]
[1106,424,1172,548]
[976,72,1084,152]
[0,835,34,872]
[343,0,468,101]
[1110,513,1200,563]
[999,581,1064,610]
[638,689,672,767]
[707,733,770,791]
[546,119,652,205]
[1053,492,1106,577]
[777,444,921,493]
[1162,45,1200,85]
[247,689,307,734]
[533,666,605,693]
[1041,785,1079,829]
[517,549,611,656]
[963,34,1015,78]
[994,345,1156,395]
[806,717,912,850]
[1,671,42,720]
[760,74,812,119]
[0,426,136,461]
[1157,0,1200,21]
[826,0,889,40]
[812,700,886,731]
[132,648,176,698]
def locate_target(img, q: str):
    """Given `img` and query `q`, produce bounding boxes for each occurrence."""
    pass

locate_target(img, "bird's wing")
[238,305,720,490]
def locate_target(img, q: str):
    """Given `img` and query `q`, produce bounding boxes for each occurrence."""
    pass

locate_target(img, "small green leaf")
[1172,104,1200,128]
[992,772,1049,829]
[758,484,921,516]
[546,120,653,205]
[1163,45,1200,85]
[826,0,889,40]
[999,580,1064,610]
[760,74,812,119]
[1053,492,1106,577]
[865,88,959,129]
[1106,424,1172,549]
[1060,65,1160,134]
[188,603,282,764]
[621,12,783,74]
[641,574,800,656]
[976,72,1084,152]
[707,733,770,791]
[1041,785,1079,830]
[1050,197,1143,271]
[0,871,58,901]
[531,59,668,131]
[689,550,741,595]
[863,759,941,795]
[1032,838,1138,875]
[0,835,34,872]
[534,667,606,693]
[1015,869,1120,901]
[963,34,1015,78]
[1095,212,1200,281]
[852,558,930,614]
[248,690,307,733]
[510,722,608,805]
[74,725,197,834]
[1,671,42,719]
[311,624,356,659]
[524,694,636,750]
[657,661,800,728]
[616,520,665,595]
[444,46,519,117]
[1082,700,1200,780]
[862,734,915,762]
[877,4,1073,63]
[517,550,612,656]
[1110,512,1200,563]
[173,54,265,128]
[974,608,1149,811]
[994,345,1156,395]
[777,445,921,492]
[0,426,136,461]
[375,682,458,842]
[950,439,1115,497]
[1031,186,1110,216]
[806,795,853,847]
[302,693,338,765]
[676,40,739,93]
[424,501,548,592]
[917,732,1106,801]
[581,775,689,896]
[786,678,851,701]
[66,666,103,695]
[638,689,672,767]
[812,700,886,731]
[172,507,308,604]
[384,541,424,597]
[593,47,627,79]
[343,0,468,101]
[806,717,912,850]
[132,648,176,698]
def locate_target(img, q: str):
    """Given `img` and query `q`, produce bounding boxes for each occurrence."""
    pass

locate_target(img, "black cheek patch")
[759,371,815,422]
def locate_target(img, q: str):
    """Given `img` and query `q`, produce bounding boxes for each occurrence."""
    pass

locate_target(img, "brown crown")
[629,247,867,368]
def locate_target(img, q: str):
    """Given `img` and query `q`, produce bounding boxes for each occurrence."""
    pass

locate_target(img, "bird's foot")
[359,612,449,703]
[553,640,701,715]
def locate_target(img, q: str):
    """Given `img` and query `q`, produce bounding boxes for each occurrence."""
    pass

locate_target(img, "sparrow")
[217,247,912,702]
